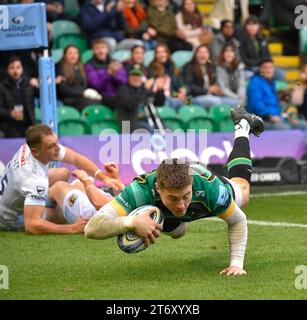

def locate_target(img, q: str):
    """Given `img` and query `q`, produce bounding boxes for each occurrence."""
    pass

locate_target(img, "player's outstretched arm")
[218,201,248,276]
[62,147,124,192]
[85,202,161,244]
[24,205,87,235]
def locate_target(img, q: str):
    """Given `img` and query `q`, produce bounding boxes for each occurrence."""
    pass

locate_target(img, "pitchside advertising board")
[0,131,306,185]
[0,3,58,133]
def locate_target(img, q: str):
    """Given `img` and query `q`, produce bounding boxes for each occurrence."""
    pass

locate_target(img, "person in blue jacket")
[247,59,307,131]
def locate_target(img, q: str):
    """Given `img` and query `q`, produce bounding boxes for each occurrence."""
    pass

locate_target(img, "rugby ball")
[117,205,164,254]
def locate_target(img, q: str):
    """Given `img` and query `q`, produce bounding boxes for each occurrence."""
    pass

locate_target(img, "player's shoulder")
[115,171,156,212]
[190,162,216,185]
[133,169,157,185]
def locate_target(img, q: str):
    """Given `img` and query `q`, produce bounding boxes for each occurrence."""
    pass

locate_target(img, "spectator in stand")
[45,0,77,22]
[123,45,149,79]
[147,0,193,52]
[85,39,127,110]
[210,0,249,36]
[182,44,239,109]
[247,59,307,131]
[115,67,164,132]
[216,43,246,107]
[80,0,141,52]
[0,49,40,80]
[122,0,157,51]
[211,19,241,63]
[239,15,285,81]
[55,45,101,112]
[147,43,186,110]
[175,0,213,50]
[0,57,36,138]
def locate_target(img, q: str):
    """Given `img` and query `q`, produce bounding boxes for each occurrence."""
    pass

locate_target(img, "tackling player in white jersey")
[0,124,124,234]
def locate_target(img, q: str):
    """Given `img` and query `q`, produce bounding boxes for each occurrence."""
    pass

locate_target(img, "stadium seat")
[249,0,264,5]
[90,119,120,134]
[209,104,233,132]
[156,106,184,130]
[57,105,80,121]
[34,107,41,123]
[171,50,193,69]
[300,28,307,54]
[58,119,89,136]
[178,105,213,132]
[82,105,116,125]
[51,48,63,63]
[82,105,119,133]
[178,105,207,121]
[144,50,154,67]
[275,80,289,91]
[51,20,81,44]
[111,50,131,62]
[63,0,80,17]
[156,105,177,118]
[81,49,93,63]
[55,33,88,54]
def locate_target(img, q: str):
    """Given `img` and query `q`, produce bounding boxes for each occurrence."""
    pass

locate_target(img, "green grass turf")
[0,195,307,300]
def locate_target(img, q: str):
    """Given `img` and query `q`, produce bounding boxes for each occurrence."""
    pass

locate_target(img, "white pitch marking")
[250,191,307,198]
[205,217,307,228]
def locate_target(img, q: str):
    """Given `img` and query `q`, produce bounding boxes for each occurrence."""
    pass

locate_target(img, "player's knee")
[50,180,67,193]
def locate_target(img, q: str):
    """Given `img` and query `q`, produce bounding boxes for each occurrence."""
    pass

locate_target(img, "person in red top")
[122,0,157,50]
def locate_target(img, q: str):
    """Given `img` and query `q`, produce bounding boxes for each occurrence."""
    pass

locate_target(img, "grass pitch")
[0,194,307,300]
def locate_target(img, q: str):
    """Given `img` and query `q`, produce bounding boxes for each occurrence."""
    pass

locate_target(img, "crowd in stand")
[1,0,307,137]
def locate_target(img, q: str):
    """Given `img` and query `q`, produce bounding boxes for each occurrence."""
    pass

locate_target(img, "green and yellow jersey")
[108,163,236,225]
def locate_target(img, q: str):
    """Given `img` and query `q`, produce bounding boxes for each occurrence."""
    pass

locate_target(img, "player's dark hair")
[25,124,54,148]
[156,159,193,190]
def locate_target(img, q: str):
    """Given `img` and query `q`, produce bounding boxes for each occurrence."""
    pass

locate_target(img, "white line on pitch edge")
[205,217,307,228]
[251,191,307,198]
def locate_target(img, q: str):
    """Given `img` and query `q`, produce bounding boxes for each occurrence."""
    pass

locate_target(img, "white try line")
[250,191,307,198]
[206,217,307,228]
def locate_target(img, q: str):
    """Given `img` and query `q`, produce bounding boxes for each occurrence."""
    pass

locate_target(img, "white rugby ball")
[117,205,164,254]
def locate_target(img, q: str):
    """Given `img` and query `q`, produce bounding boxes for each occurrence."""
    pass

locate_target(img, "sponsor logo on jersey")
[195,191,205,197]
[36,186,45,195]
[68,194,78,207]
[30,194,45,202]
[20,144,27,167]
[216,185,229,206]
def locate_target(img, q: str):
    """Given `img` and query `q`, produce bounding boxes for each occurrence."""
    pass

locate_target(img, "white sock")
[234,119,250,139]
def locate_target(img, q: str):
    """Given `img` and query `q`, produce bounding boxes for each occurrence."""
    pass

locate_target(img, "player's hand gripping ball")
[117,205,164,254]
